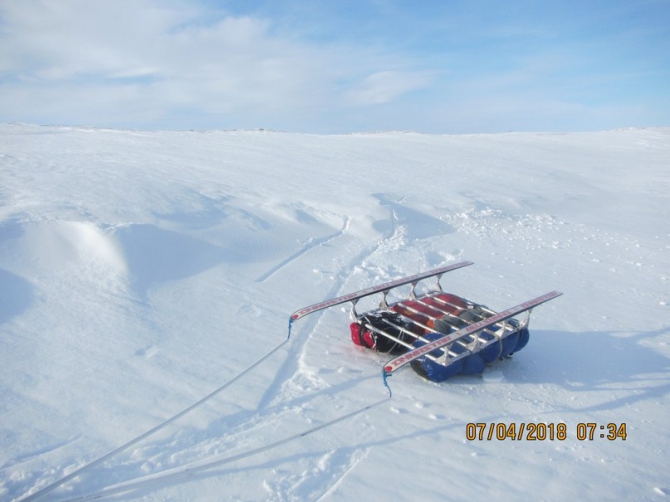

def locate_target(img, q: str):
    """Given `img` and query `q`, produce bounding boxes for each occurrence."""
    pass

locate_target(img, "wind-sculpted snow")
[111,224,228,294]
[0,268,33,325]
[0,125,669,501]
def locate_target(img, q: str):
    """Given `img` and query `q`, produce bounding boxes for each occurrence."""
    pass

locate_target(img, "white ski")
[290,261,474,323]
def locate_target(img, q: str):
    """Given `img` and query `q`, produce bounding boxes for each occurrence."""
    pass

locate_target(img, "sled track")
[59,398,389,502]
[312,447,371,502]
[254,217,351,284]
[254,245,383,410]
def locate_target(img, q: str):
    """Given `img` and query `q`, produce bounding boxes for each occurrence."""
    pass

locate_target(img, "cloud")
[0,0,666,132]
[0,0,435,129]
[0,0,178,78]
[346,71,437,106]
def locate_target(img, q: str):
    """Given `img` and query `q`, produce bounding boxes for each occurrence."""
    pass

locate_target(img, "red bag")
[349,311,411,354]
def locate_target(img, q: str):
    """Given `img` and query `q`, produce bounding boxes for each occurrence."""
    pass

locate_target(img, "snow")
[1,124,669,501]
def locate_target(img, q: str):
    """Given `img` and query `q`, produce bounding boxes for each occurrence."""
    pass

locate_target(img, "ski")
[383,290,563,377]
[290,261,474,323]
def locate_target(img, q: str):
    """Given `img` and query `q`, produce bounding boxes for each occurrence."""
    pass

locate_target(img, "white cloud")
[1,0,664,132]
[0,0,180,78]
[0,0,435,129]
[346,71,436,106]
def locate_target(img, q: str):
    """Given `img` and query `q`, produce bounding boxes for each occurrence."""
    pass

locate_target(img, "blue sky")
[0,0,668,133]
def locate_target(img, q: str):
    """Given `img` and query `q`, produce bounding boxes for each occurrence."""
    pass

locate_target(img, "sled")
[291,262,562,382]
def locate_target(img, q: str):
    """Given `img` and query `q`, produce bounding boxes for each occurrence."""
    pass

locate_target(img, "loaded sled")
[291,261,561,382]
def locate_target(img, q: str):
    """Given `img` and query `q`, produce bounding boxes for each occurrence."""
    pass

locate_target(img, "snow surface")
[1,124,669,501]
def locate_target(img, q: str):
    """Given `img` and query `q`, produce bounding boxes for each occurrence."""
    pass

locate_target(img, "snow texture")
[1,124,669,501]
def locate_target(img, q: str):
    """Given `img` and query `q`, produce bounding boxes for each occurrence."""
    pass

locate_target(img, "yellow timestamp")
[465,422,627,441]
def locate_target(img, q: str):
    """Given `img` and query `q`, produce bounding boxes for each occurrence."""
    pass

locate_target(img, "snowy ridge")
[1,125,669,501]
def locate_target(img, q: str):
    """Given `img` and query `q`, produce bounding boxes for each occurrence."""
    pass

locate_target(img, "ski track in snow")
[254,217,351,284]
[240,217,402,495]
[1,125,669,501]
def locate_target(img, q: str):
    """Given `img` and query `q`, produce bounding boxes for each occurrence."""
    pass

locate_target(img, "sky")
[0,0,668,133]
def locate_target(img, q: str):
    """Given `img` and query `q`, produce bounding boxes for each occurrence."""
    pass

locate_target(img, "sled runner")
[291,262,562,382]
